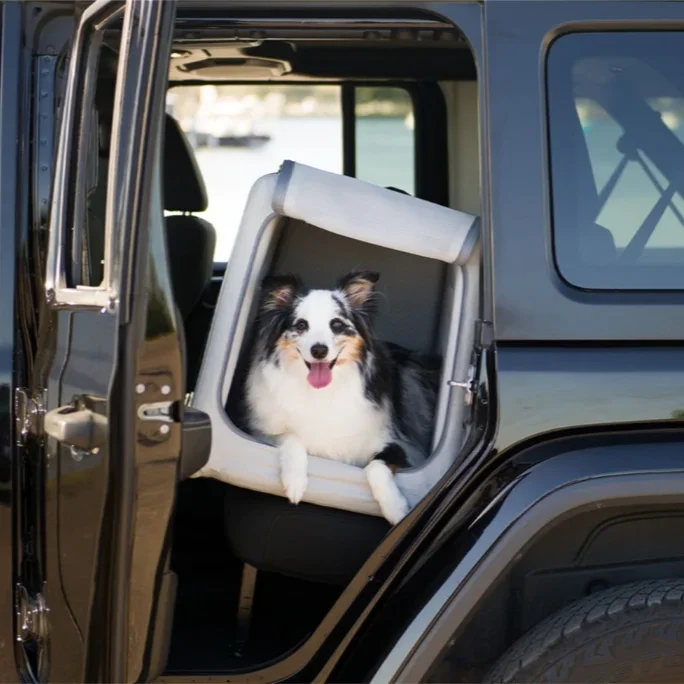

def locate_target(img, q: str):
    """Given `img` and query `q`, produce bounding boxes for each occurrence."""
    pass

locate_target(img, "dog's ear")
[261,274,302,310]
[337,270,380,310]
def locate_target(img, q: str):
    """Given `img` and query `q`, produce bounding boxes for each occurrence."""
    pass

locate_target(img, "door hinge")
[15,584,50,683]
[15,389,46,446]
[16,584,50,645]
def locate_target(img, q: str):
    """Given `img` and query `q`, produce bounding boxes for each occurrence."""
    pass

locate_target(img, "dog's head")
[257,270,379,389]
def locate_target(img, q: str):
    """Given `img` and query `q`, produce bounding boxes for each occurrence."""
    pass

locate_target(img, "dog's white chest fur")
[247,360,390,466]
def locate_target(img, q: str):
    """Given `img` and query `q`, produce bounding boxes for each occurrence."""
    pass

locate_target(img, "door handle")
[44,405,107,450]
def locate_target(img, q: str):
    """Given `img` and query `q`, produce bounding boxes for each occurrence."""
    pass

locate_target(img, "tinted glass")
[68,31,120,287]
[548,32,684,290]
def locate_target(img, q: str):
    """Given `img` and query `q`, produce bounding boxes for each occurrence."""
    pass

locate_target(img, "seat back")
[162,114,216,321]
[165,214,216,321]
[162,115,217,389]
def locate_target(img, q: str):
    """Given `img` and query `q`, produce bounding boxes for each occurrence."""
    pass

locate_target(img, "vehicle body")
[2,0,684,682]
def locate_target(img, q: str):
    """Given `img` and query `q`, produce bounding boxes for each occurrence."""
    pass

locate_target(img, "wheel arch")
[373,437,684,683]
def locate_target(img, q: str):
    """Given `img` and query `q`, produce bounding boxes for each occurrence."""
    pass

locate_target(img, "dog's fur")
[245,270,439,524]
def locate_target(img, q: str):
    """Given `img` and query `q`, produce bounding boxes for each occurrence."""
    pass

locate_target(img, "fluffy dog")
[245,270,439,524]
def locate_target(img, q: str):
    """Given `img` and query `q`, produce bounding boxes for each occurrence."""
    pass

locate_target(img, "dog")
[245,270,439,524]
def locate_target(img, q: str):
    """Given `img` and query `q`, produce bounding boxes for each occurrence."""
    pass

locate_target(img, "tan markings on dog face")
[276,335,300,364]
[336,333,364,365]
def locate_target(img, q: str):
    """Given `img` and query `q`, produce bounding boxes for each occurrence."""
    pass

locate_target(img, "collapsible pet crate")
[191,160,480,517]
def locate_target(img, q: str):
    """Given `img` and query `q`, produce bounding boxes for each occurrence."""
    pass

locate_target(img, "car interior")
[84,8,482,677]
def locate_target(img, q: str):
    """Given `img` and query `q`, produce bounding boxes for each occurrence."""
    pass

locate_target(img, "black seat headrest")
[165,215,216,320]
[163,114,209,213]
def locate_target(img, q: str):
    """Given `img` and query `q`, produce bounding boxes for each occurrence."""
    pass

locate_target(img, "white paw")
[380,490,409,525]
[365,460,410,525]
[281,467,308,504]
[279,436,309,505]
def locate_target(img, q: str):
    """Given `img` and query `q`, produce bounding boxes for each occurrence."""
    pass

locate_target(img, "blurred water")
[186,116,413,261]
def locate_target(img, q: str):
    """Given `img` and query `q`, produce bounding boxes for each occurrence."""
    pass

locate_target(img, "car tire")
[485,578,684,683]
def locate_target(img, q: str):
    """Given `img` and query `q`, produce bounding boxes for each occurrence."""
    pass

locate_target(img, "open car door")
[19,1,180,681]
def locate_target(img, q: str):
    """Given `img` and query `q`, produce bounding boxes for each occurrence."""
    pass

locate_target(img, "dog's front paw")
[382,495,409,525]
[279,436,309,505]
[281,467,308,504]
[365,460,410,525]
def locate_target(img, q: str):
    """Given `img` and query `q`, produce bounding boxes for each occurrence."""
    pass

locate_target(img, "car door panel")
[56,313,114,638]
[31,1,178,681]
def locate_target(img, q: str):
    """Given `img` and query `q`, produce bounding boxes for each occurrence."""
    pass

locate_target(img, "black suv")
[4,1,684,682]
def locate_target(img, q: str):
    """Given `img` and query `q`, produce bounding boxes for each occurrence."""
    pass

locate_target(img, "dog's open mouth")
[303,355,339,390]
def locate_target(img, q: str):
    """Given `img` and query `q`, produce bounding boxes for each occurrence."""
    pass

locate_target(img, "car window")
[165,84,415,262]
[355,86,414,192]
[547,32,684,290]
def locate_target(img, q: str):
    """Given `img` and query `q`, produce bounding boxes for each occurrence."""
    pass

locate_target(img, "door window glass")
[66,25,121,288]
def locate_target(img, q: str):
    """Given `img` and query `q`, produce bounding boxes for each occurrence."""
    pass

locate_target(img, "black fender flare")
[372,439,684,683]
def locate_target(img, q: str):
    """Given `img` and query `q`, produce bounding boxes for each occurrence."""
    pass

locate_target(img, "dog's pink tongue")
[307,362,332,389]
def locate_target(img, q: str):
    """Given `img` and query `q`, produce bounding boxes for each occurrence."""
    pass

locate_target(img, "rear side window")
[548,32,684,290]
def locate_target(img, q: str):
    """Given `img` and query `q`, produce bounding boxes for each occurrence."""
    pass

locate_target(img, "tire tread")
[486,578,684,683]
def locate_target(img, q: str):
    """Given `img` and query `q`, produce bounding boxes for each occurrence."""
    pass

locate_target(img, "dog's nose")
[310,344,328,360]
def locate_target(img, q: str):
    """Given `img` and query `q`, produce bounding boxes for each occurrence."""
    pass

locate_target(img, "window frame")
[46,2,125,310]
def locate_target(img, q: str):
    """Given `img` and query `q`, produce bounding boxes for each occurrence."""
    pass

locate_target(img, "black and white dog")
[245,270,439,524]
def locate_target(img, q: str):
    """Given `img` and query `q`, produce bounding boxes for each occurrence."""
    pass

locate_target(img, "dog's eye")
[330,318,346,335]
[294,319,308,333]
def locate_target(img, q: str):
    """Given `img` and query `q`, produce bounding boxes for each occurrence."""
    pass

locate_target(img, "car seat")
[162,114,217,390]
[190,161,481,649]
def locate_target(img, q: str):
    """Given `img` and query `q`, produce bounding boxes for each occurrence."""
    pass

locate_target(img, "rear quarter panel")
[495,345,684,452]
